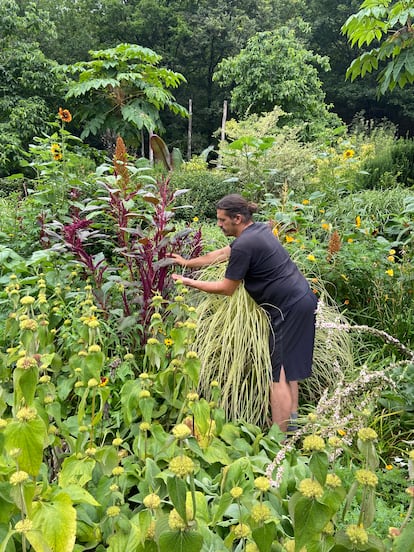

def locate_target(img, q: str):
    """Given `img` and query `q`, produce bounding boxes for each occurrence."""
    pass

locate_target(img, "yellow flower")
[323,521,335,536]
[88,344,101,353]
[140,422,151,431]
[233,523,251,539]
[285,235,295,243]
[106,506,120,517]
[230,486,243,499]
[14,519,33,533]
[355,215,361,228]
[251,503,271,522]
[385,464,393,470]
[347,238,354,243]
[321,222,331,231]
[99,376,109,387]
[112,437,123,447]
[85,447,96,457]
[164,338,173,347]
[193,216,199,222]
[58,107,72,123]
[302,199,310,205]
[168,508,188,530]
[343,149,355,159]
[146,520,156,540]
[19,318,38,331]
[172,423,192,440]
[139,390,151,399]
[298,478,324,499]
[389,249,396,255]
[254,476,271,492]
[186,392,199,401]
[10,471,29,485]
[303,435,325,452]
[387,255,395,263]
[16,356,38,370]
[326,474,342,488]
[20,295,35,305]
[355,469,378,487]
[112,466,124,476]
[386,269,394,277]
[357,427,377,442]
[328,436,342,448]
[169,455,195,477]
[83,316,100,328]
[16,407,37,422]
[307,254,316,262]
[337,429,346,436]
[143,493,161,509]
[346,524,368,545]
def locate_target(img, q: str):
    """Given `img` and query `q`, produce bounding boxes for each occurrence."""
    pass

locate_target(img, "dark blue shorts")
[267,290,318,382]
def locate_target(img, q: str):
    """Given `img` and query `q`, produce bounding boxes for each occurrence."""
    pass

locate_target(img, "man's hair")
[216,194,258,222]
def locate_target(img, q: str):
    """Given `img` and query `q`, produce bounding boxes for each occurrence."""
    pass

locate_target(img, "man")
[171,194,317,433]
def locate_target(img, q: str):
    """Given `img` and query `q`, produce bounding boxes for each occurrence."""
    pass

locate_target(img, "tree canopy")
[214,25,339,137]
[342,0,414,95]
[63,43,188,149]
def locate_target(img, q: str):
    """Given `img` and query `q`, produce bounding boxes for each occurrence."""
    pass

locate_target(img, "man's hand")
[170,254,186,266]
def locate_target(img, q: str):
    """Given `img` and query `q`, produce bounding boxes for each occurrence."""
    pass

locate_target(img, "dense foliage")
[1,1,414,550]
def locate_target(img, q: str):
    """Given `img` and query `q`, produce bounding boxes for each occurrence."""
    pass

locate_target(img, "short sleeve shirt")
[225,222,310,313]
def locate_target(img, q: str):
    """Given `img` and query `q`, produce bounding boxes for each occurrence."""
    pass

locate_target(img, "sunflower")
[58,107,72,123]
[343,149,355,159]
[50,143,63,161]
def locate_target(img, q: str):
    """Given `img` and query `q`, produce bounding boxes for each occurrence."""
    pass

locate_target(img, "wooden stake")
[187,98,193,161]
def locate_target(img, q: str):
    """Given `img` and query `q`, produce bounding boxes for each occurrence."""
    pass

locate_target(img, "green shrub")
[357,138,414,190]
[171,168,236,220]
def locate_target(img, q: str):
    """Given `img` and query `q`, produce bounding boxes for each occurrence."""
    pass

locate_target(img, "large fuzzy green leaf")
[4,417,47,476]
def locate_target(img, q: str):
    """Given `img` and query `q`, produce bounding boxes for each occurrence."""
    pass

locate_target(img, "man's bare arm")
[170,246,231,269]
[172,274,240,296]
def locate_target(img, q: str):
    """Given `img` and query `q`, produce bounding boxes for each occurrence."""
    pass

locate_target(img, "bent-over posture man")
[171,194,317,433]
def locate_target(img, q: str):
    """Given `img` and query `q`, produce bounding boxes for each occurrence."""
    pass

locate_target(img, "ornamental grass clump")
[192,264,356,424]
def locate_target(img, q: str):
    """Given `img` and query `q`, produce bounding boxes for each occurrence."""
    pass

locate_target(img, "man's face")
[217,209,238,236]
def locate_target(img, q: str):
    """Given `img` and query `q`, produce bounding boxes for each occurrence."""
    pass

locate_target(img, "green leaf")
[58,455,96,488]
[158,531,203,552]
[309,452,329,486]
[60,485,100,506]
[4,417,47,476]
[252,522,277,552]
[13,366,38,407]
[211,492,233,524]
[167,476,188,523]
[30,492,76,552]
[191,399,211,435]
[294,497,331,551]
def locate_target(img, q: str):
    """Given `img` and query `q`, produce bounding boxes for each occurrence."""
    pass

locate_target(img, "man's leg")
[270,367,293,432]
